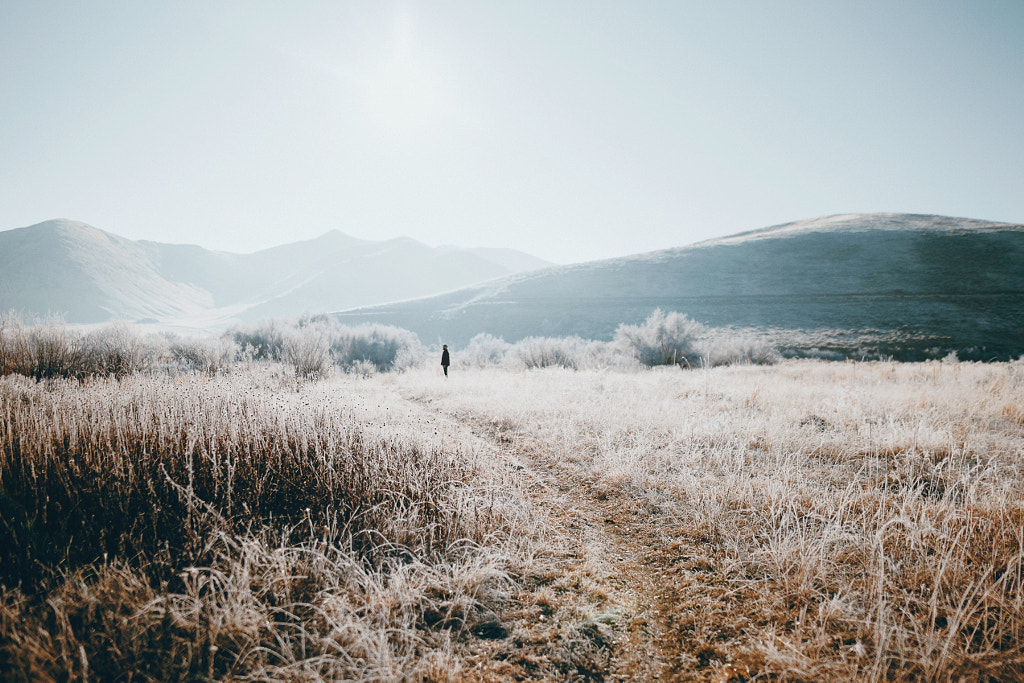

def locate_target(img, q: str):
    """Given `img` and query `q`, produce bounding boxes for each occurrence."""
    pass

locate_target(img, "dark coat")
[441,349,450,366]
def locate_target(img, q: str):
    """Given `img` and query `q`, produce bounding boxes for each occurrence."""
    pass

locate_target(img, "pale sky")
[2,1,1022,264]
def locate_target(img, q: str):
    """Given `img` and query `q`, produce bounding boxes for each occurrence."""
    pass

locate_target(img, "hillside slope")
[0,220,213,321]
[0,220,551,325]
[335,214,1024,360]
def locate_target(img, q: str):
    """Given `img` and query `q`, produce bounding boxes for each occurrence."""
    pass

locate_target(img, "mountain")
[0,220,214,322]
[443,246,553,273]
[0,220,552,326]
[334,213,1024,360]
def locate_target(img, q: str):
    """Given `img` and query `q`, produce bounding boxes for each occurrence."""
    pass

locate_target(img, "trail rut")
[411,399,761,682]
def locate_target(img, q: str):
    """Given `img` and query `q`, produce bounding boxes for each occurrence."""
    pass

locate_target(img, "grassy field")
[2,357,1023,681]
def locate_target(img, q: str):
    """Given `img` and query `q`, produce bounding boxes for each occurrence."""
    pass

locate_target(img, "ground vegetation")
[1,321,1022,681]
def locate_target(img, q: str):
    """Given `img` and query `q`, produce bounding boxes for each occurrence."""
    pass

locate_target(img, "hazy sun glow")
[359,8,447,141]
[2,2,1022,263]
[366,54,441,137]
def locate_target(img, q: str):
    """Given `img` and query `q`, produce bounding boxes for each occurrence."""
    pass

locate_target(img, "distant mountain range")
[335,214,1024,361]
[4,214,1022,361]
[0,220,551,327]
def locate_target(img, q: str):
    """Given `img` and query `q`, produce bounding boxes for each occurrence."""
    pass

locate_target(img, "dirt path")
[495,427,759,682]
[411,400,761,682]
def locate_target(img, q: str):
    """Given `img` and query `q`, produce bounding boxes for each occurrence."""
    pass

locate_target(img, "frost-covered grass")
[3,317,1021,680]
[0,366,527,681]
[395,359,1024,681]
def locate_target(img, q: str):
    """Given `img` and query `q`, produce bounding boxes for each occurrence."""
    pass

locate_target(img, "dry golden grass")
[0,365,529,681]
[3,355,1023,681]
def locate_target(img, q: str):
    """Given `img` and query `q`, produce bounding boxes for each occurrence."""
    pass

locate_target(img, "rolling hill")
[334,213,1024,360]
[0,220,551,326]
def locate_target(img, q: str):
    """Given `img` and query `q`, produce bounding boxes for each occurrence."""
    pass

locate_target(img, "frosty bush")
[700,336,781,367]
[348,358,379,377]
[460,333,512,368]
[285,331,332,378]
[85,324,154,377]
[169,336,239,374]
[614,309,703,367]
[227,319,287,360]
[512,336,586,370]
[456,335,638,372]
[578,339,643,371]
[228,317,422,377]
[0,316,155,380]
[331,323,422,372]
[0,316,84,379]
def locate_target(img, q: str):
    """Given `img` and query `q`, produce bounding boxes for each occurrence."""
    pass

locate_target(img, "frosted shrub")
[227,319,287,360]
[228,317,423,375]
[614,308,703,367]
[578,339,642,371]
[1,317,86,379]
[0,317,10,375]
[284,327,332,378]
[797,347,846,361]
[393,343,428,371]
[512,336,586,369]
[84,324,156,377]
[460,333,512,368]
[700,336,781,366]
[331,323,422,372]
[169,336,238,374]
[296,312,333,327]
[348,358,378,377]
[0,317,154,380]
[460,336,637,372]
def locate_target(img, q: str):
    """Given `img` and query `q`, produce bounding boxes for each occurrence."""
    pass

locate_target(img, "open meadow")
[2,338,1023,680]
[394,360,1024,680]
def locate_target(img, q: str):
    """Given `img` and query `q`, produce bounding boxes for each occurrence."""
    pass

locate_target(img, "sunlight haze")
[1,1,1022,263]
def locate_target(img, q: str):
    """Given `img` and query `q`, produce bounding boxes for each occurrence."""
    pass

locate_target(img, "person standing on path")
[441,344,450,377]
